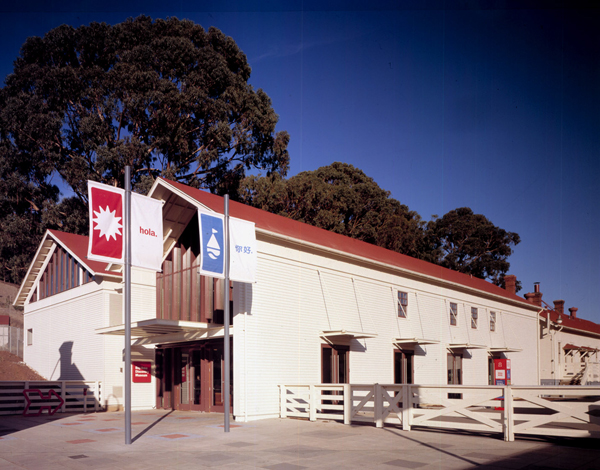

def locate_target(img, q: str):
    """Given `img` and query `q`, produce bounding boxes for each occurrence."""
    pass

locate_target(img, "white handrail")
[279,383,600,442]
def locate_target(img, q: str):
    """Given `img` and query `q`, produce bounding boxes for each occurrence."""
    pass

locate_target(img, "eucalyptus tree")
[0,16,289,283]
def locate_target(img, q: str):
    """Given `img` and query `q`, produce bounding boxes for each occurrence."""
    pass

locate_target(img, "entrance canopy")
[96,319,224,339]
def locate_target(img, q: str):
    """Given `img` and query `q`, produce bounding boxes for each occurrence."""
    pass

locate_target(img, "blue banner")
[199,212,224,277]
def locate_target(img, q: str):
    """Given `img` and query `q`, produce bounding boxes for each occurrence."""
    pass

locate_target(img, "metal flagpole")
[124,166,132,445]
[224,195,230,432]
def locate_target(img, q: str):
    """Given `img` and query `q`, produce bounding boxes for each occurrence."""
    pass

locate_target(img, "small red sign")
[132,361,152,383]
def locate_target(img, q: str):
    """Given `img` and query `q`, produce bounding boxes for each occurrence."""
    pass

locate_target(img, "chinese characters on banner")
[229,217,257,283]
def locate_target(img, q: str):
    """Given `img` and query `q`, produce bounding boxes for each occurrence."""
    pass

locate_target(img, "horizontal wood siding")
[233,236,539,421]
[24,289,106,382]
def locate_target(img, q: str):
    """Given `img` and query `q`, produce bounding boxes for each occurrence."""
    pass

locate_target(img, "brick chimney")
[553,300,565,316]
[568,307,578,319]
[524,282,543,307]
[504,275,517,295]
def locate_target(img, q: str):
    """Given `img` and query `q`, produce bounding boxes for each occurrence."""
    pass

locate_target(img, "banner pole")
[124,166,132,445]
[224,194,230,432]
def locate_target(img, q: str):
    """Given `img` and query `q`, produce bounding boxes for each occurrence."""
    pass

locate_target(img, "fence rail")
[279,384,600,441]
[0,381,102,416]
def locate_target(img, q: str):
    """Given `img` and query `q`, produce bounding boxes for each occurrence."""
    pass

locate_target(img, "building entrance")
[155,340,232,412]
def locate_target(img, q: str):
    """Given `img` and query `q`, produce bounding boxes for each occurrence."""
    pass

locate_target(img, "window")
[447,353,462,384]
[471,307,478,329]
[447,352,462,399]
[398,291,408,318]
[449,302,458,326]
[27,329,33,346]
[322,344,349,405]
[490,312,496,332]
[394,350,414,384]
[322,345,349,384]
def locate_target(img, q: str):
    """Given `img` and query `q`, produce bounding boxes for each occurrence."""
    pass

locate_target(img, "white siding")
[131,267,157,322]
[24,283,106,382]
[231,236,539,421]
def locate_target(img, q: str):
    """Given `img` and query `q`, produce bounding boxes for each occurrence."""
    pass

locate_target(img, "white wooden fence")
[0,381,102,415]
[279,384,600,441]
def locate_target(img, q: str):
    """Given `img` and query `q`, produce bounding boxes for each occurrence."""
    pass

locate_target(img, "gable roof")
[14,229,121,307]
[540,310,600,337]
[150,177,536,309]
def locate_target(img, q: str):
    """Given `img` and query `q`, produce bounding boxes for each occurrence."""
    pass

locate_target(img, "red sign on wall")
[132,361,152,383]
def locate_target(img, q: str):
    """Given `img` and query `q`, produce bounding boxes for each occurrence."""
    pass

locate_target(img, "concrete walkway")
[1,410,599,469]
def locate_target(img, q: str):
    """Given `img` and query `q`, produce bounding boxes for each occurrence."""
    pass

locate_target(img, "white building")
[15,178,541,419]
[537,299,600,386]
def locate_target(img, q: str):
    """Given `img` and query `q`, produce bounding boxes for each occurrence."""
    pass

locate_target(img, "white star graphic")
[92,205,123,241]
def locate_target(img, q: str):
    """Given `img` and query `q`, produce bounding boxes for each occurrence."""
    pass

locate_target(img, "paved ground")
[0,410,599,469]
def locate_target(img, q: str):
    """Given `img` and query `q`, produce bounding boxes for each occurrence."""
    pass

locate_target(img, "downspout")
[537,308,543,386]
[244,307,248,422]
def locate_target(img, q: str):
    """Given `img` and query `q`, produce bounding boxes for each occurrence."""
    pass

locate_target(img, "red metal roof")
[159,178,533,307]
[540,310,600,337]
[48,229,121,277]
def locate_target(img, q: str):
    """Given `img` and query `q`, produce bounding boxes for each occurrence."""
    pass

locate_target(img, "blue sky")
[1,2,599,322]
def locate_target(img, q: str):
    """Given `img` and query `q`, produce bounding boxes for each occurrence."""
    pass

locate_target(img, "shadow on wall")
[58,341,85,380]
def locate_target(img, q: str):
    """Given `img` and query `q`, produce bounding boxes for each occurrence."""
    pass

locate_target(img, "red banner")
[88,182,125,264]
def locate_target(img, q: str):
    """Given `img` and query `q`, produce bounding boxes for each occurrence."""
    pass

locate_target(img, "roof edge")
[256,227,539,312]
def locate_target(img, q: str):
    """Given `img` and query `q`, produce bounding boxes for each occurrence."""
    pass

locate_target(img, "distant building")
[15,178,542,417]
[537,299,600,386]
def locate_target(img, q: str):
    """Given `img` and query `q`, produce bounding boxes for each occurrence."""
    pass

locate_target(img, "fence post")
[402,384,411,431]
[24,381,29,414]
[503,385,514,442]
[95,381,99,411]
[343,384,351,425]
[61,382,66,413]
[279,385,286,418]
[309,385,317,422]
[374,383,383,428]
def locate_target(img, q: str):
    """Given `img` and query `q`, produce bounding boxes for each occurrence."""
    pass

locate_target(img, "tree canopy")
[0,16,289,283]
[241,164,521,290]
[425,207,521,288]
[240,162,427,258]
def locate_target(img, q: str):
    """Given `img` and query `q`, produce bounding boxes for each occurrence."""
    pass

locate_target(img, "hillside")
[0,351,45,381]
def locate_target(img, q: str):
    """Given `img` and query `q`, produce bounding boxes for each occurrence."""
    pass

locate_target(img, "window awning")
[488,347,523,353]
[96,319,223,338]
[447,343,488,350]
[564,343,599,352]
[393,338,440,345]
[320,330,378,340]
